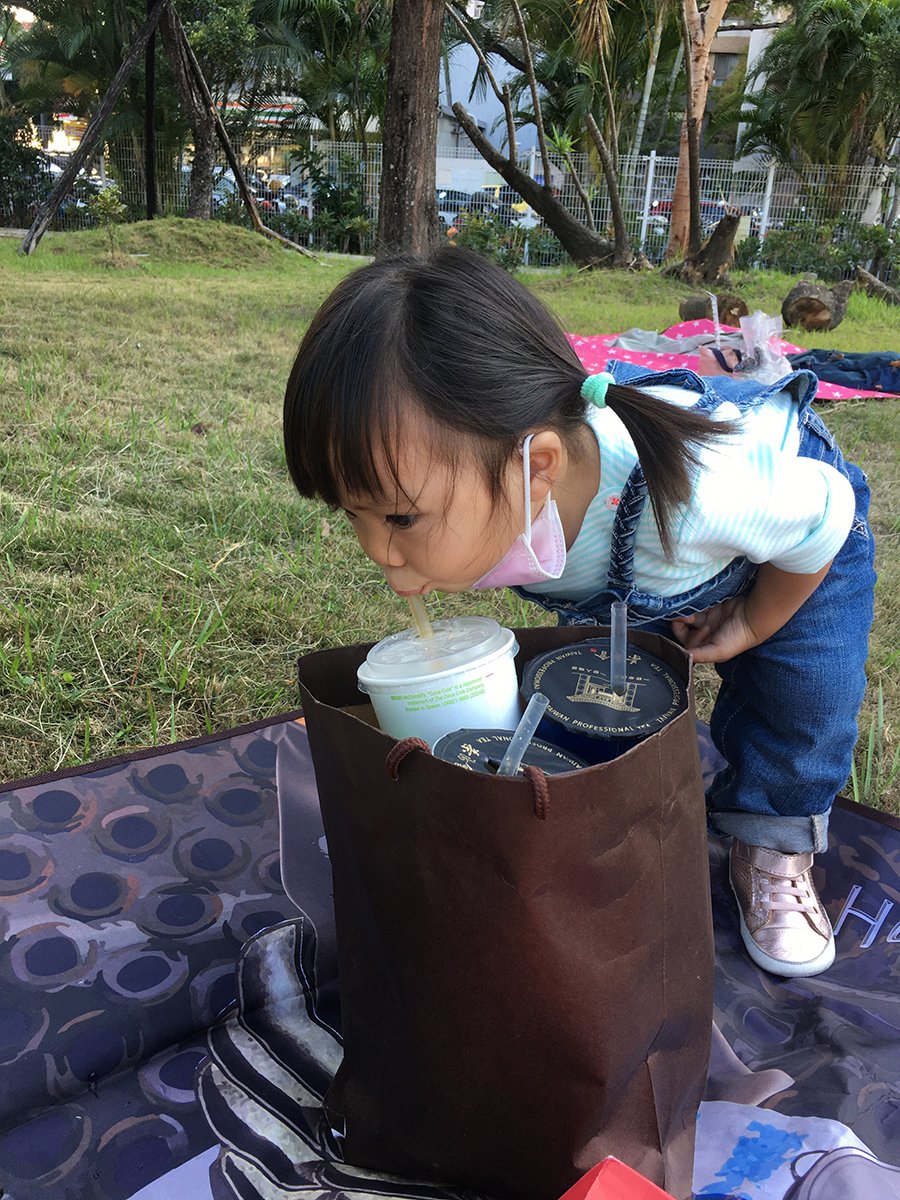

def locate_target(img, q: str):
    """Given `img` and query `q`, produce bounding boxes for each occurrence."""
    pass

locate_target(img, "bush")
[289,146,374,253]
[452,212,525,271]
[267,209,314,245]
[0,112,50,225]
[525,226,567,267]
[88,183,127,253]
[735,220,899,282]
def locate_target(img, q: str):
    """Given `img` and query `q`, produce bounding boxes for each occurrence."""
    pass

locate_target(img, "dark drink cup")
[433,729,587,776]
[521,639,687,765]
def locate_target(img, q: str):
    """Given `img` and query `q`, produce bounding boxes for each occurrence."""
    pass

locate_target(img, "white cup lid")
[358,617,514,683]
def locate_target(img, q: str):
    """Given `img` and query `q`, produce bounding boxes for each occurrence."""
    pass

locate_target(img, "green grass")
[1,218,898,815]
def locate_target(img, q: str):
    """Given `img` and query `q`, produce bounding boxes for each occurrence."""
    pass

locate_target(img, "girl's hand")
[670,597,762,664]
[670,562,832,664]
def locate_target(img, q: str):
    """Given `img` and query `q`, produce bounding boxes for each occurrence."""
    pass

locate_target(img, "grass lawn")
[2,218,898,812]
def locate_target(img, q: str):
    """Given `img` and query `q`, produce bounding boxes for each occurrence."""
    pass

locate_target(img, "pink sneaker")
[729,839,835,978]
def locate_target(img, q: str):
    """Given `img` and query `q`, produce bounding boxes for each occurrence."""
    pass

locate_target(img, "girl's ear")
[526,430,564,505]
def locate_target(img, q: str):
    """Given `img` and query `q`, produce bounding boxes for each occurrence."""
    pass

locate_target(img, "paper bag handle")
[384,738,550,820]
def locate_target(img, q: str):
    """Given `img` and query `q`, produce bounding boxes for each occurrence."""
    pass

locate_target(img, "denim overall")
[514,363,876,854]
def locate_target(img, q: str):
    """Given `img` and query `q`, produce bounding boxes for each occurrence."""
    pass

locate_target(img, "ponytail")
[601,382,736,558]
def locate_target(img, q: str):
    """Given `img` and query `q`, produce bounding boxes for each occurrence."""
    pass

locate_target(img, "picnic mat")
[1,715,898,1200]
[569,320,897,400]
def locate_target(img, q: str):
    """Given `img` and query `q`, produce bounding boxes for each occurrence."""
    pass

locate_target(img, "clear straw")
[708,290,722,348]
[497,692,550,777]
[407,594,434,641]
[610,600,628,695]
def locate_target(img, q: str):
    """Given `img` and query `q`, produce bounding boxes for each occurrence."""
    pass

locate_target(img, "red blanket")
[570,319,890,401]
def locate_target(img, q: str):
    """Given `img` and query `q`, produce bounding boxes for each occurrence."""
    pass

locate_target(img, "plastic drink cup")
[357,617,520,745]
[520,639,687,765]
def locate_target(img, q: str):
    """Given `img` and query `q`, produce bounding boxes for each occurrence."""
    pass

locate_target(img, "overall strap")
[606,462,649,589]
[604,383,720,589]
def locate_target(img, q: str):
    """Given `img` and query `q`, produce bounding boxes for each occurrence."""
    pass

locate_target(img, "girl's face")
[339,422,532,596]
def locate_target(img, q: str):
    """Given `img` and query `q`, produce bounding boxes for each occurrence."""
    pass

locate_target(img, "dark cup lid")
[521,640,686,741]
[433,729,587,775]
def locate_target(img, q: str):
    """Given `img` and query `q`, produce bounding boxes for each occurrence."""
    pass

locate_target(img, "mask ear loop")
[521,434,534,541]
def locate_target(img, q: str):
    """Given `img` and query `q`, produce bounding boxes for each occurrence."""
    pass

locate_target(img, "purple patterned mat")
[0,717,897,1200]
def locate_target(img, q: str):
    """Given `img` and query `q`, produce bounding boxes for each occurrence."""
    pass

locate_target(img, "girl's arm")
[671,560,832,664]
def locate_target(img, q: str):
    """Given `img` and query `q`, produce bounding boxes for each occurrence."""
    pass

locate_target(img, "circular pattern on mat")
[93,808,172,863]
[226,897,291,942]
[100,947,189,1005]
[0,1105,92,1186]
[0,836,54,897]
[172,829,252,883]
[232,736,278,779]
[48,870,136,922]
[252,849,285,895]
[130,763,203,805]
[10,788,96,835]
[7,923,98,990]
[190,962,241,1024]
[138,1045,208,1107]
[203,775,273,827]
[91,1114,189,1197]
[134,887,223,938]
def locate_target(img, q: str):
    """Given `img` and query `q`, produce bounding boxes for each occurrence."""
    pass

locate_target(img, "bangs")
[283,280,472,509]
[282,264,407,507]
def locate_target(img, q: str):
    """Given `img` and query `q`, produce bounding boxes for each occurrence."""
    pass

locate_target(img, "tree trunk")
[674,211,740,286]
[453,103,615,268]
[630,4,667,158]
[679,292,748,323]
[376,0,443,256]
[653,42,683,149]
[584,113,632,267]
[782,280,855,331]
[159,4,216,219]
[856,266,900,306]
[665,0,729,259]
[187,120,217,218]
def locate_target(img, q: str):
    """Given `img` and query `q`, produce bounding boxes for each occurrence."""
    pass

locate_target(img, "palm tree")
[456,0,641,263]
[248,0,391,146]
[736,0,900,170]
[664,0,731,260]
[5,1,152,136]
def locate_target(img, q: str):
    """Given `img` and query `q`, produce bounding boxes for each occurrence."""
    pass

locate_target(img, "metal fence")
[15,131,898,273]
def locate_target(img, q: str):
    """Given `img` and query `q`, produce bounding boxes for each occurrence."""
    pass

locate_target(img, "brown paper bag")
[297,625,713,1200]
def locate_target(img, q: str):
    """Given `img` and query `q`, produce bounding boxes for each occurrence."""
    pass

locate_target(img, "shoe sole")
[736,909,836,978]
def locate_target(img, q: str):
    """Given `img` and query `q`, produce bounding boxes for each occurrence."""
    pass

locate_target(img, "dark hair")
[283,246,731,556]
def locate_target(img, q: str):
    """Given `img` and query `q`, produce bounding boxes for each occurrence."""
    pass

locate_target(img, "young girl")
[283,246,875,980]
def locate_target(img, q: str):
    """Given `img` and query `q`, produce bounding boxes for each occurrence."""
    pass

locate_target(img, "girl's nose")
[363,526,405,570]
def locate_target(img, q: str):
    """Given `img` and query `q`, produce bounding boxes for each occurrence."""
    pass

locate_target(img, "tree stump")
[671,211,741,287]
[856,266,900,306]
[679,293,749,325]
[782,279,854,331]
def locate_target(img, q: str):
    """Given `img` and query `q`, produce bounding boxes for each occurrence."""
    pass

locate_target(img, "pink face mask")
[472,435,567,589]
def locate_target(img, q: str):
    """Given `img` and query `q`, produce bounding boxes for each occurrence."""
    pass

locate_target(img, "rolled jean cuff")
[709,811,830,854]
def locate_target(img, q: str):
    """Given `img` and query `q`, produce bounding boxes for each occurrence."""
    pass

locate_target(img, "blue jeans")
[516,407,876,855]
[701,412,876,853]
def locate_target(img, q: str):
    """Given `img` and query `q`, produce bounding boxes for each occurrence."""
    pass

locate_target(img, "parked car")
[436,188,472,227]
[649,196,731,234]
[453,189,540,230]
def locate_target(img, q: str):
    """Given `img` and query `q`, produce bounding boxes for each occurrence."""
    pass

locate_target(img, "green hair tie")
[580,371,615,409]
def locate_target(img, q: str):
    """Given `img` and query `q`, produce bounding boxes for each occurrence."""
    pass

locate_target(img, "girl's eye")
[386,514,418,529]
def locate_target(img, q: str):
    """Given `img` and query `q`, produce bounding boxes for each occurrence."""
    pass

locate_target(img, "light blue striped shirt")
[528,384,856,601]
